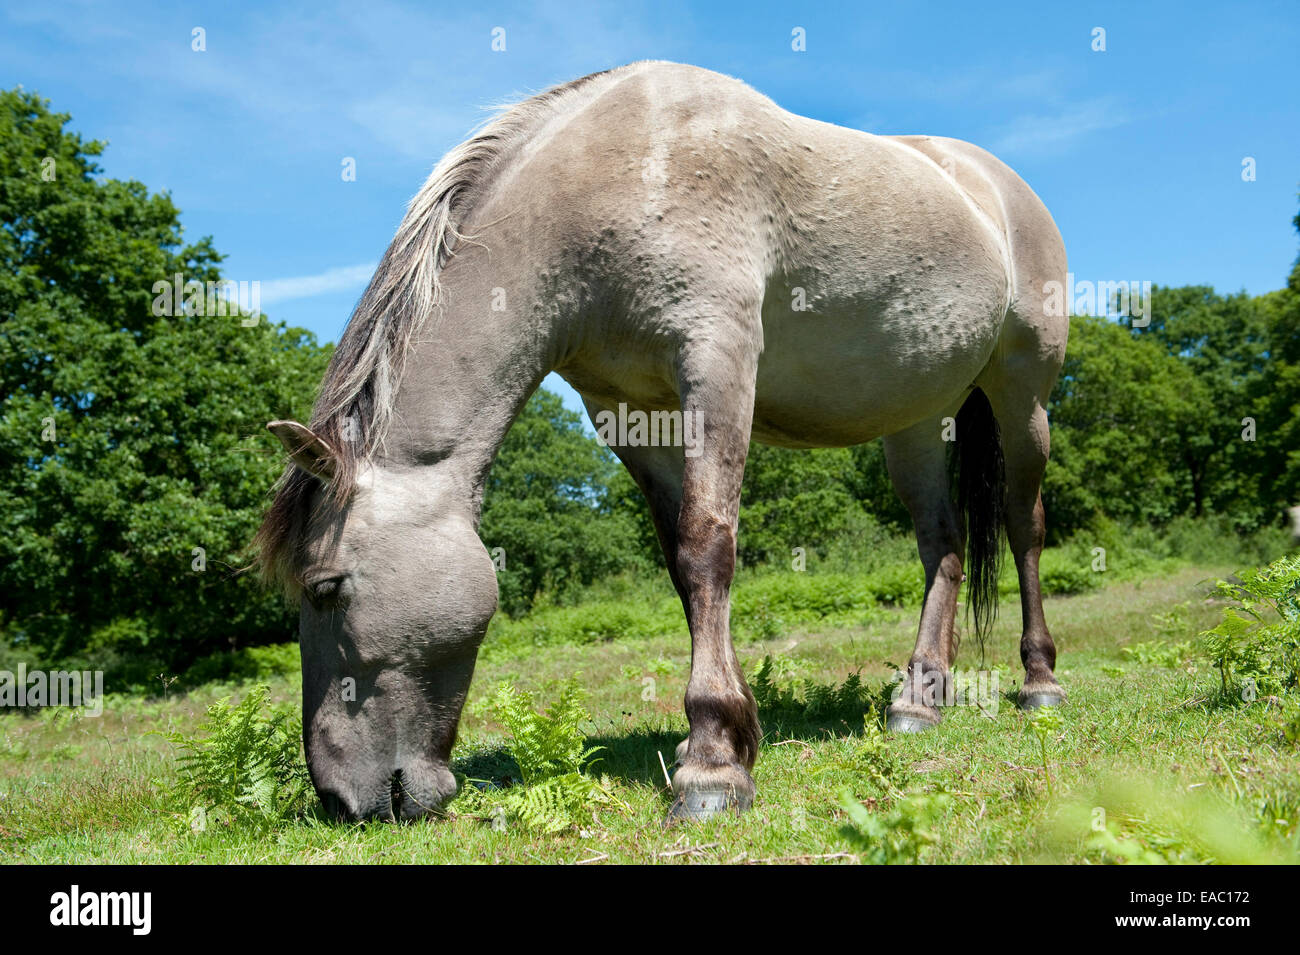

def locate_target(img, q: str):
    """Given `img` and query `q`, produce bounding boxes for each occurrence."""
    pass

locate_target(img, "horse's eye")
[306,576,348,609]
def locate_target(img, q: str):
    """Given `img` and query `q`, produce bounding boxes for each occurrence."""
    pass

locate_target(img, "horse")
[256,60,1069,823]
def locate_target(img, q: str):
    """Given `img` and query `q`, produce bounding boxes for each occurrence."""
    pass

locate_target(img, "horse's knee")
[674,509,736,593]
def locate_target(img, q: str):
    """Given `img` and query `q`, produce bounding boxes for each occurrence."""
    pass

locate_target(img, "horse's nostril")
[320,790,347,822]
[390,770,405,819]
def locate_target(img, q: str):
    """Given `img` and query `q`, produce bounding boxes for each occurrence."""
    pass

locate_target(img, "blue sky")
[3,0,1298,415]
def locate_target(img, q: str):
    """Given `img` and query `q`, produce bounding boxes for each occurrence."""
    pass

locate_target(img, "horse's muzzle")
[315,761,456,822]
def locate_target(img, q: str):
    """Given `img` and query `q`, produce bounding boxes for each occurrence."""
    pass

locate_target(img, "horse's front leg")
[665,339,762,823]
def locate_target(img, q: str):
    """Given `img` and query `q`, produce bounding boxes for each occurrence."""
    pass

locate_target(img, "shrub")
[1026,706,1066,796]
[750,655,873,724]
[1037,547,1101,595]
[179,643,301,688]
[454,681,621,833]
[838,788,951,864]
[1199,554,1300,700]
[1121,640,1194,668]
[161,684,312,831]
[1051,778,1298,865]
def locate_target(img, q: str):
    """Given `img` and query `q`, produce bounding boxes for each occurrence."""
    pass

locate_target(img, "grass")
[2,563,1298,864]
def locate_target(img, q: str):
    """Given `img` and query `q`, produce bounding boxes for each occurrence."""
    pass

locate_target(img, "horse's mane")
[255,67,620,595]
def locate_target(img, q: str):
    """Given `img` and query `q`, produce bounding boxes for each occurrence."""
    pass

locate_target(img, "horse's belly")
[751,295,1001,447]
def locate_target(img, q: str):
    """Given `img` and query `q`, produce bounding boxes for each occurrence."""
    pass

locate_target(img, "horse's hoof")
[885,701,941,734]
[1018,690,1066,710]
[886,713,938,734]
[665,787,751,824]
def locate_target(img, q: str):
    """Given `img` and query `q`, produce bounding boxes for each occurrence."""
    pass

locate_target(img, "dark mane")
[255,67,619,595]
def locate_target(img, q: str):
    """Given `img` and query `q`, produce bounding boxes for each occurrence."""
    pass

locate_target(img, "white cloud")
[991,99,1132,158]
[256,262,377,306]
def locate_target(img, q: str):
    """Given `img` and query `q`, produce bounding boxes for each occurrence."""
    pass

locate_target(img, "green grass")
[2,564,1298,864]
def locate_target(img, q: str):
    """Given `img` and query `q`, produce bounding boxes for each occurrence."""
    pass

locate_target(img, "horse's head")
[264,420,498,821]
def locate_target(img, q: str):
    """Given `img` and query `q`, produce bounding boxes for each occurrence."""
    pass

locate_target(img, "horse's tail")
[953,388,1006,656]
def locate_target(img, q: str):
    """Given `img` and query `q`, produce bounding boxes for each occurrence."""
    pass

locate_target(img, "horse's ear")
[267,420,337,482]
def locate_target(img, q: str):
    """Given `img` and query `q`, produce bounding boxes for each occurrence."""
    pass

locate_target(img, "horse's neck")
[379,280,552,513]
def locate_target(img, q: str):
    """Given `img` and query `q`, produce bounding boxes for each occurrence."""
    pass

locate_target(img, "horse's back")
[497,62,1057,444]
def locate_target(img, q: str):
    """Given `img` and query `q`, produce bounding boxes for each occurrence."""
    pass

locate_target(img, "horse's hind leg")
[983,381,1066,708]
[882,415,965,732]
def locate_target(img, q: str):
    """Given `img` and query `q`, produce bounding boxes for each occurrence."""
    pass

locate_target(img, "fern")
[505,774,609,834]
[855,712,910,795]
[1027,705,1065,796]
[750,655,872,722]
[161,684,312,832]
[491,681,602,784]
[1200,555,1300,700]
[457,681,621,833]
[750,655,801,712]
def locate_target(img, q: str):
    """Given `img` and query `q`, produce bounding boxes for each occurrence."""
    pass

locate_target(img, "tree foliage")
[1044,257,1300,538]
[0,88,328,679]
[478,390,649,614]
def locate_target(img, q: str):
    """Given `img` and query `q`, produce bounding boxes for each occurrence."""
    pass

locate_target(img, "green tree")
[479,389,649,614]
[0,88,328,681]
[1248,205,1300,519]
[1129,285,1271,523]
[847,439,912,533]
[1044,314,1208,535]
[738,444,874,567]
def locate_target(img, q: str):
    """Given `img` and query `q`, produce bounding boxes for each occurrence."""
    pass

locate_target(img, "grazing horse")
[257,61,1068,823]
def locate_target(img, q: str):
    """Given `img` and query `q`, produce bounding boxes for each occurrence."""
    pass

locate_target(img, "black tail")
[951,388,1006,656]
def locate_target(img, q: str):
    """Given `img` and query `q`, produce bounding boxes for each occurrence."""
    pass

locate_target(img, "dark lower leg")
[1009,491,1065,703]
[666,346,762,816]
[883,426,964,730]
[671,503,759,814]
[599,415,757,770]
[889,526,964,726]
[996,399,1065,706]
